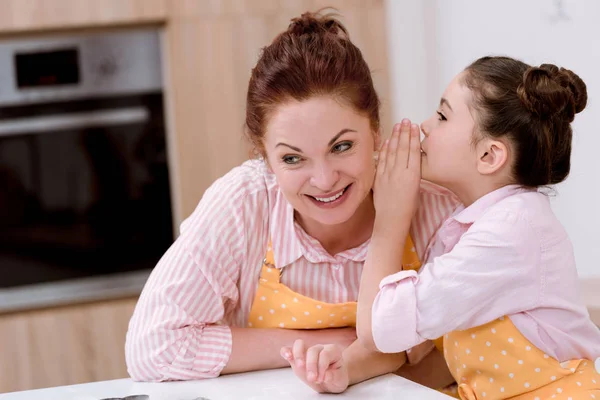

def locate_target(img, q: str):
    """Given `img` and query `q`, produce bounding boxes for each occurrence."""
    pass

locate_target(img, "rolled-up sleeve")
[371,210,542,354]
[125,164,267,381]
[372,270,428,353]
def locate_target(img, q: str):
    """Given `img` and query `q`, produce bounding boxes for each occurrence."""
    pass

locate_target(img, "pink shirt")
[372,185,600,362]
[125,159,459,381]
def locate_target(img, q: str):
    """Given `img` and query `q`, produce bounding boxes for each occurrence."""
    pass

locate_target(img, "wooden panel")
[0,0,167,34]
[0,297,138,393]
[164,0,391,221]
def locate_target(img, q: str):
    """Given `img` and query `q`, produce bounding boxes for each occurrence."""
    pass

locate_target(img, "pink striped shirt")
[125,159,459,381]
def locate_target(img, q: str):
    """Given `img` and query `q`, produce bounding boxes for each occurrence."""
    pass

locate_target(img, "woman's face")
[263,96,378,226]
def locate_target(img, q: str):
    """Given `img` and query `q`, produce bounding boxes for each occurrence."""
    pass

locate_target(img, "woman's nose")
[310,161,340,191]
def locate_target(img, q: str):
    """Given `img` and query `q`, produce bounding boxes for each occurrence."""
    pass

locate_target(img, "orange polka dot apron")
[443,316,600,399]
[248,235,421,329]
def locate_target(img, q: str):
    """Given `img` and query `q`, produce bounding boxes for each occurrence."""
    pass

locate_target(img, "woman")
[125,10,457,392]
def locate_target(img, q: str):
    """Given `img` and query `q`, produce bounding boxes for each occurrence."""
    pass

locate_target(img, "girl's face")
[263,96,378,227]
[420,72,483,193]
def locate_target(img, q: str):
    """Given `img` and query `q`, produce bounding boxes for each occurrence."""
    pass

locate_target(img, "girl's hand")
[373,119,422,234]
[281,340,349,394]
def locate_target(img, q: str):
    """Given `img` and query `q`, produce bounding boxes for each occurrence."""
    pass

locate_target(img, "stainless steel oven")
[0,28,174,311]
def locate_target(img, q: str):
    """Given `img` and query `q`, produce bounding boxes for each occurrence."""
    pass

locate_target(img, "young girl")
[355,56,600,399]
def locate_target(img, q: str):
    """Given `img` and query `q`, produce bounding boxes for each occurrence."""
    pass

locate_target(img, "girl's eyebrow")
[440,98,453,112]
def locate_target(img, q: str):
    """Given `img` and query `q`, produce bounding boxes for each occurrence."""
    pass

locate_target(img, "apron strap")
[402,234,421,271]
[259,240,282,284]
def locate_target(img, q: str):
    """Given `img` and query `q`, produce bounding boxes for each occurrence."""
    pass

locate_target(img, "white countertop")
[0,368,452,400]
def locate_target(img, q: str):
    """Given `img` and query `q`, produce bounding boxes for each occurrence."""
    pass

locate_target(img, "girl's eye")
[332,141,353,153]
[437,111,447,121]
[282,155,302,165]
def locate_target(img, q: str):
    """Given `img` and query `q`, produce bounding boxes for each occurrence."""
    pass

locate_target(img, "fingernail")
[402,118,410,125]
[411,123,419,130]
[307,371,316,381]
[282,351,291,360]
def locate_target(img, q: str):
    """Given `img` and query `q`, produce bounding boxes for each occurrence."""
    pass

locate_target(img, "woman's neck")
[295,193,376,256]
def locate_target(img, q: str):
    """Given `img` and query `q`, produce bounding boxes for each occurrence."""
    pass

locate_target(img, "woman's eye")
[437,111,447,121]
[282,155,302,165]
[332,141,353,153]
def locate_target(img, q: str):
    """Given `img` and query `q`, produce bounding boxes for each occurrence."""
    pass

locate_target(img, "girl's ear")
[476,138,509,175]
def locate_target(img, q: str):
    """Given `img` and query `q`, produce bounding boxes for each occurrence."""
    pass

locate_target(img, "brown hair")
[245,10,380,156]
[462,56,587,186]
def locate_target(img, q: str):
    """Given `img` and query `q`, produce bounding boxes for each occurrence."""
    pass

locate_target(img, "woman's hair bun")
[287,10,348,38]
[517,63,587,122]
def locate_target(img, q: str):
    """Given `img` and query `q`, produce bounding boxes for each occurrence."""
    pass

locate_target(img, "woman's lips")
[306,184,352,208]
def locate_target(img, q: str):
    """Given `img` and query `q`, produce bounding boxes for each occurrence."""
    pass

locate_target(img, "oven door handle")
[0,107,149,136]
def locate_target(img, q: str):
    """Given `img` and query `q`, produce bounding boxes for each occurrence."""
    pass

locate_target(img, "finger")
[315,350,331,383]
[292,340,306,368]
[305,345,323,383]
[377,138,390,175]
[387,121,404,170]
[324,369,333,384]
[408,123,422,172]
[398,119,411,168]
[280,346,293,364]
[317,346,341,383]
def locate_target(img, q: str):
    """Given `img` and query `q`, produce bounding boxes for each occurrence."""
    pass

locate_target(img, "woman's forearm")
[222,327,356,375]
[343,339,406,386]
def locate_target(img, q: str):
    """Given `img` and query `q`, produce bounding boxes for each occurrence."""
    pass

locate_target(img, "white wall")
[386,0,600,277]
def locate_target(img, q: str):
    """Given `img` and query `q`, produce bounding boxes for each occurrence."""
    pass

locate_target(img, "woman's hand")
[281,341,349,394]
[373,119,422,234]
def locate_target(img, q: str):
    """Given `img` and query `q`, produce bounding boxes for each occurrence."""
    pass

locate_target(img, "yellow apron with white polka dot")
[443,315,600,399]
[247,235,421,329]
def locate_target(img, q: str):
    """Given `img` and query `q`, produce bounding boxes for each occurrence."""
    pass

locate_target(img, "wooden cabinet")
[0,0,167,34]
[0,297,137,393]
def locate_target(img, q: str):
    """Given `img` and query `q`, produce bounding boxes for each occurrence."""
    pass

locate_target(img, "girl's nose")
[420,122,430,138]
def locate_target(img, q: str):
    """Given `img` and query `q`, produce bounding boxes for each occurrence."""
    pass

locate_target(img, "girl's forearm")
[357,221,411,350]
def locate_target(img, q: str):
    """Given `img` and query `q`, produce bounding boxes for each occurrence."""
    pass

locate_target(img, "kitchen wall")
[386,0,600,277]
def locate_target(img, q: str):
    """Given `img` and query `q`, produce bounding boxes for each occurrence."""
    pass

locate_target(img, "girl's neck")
[295,193,375,256]
[451,179,516,207]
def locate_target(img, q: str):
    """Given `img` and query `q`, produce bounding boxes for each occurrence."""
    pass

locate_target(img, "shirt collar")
[269,189,304,269]
[434,185,534,254]
[294,222,370,264]
[269,186,369,267]
[452,184,535,224]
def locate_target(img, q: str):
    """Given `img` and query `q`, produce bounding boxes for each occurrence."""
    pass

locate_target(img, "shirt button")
[332,264,341,270]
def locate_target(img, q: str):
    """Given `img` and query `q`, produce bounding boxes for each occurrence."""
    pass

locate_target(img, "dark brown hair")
[462,56,587,186]
[245,10,380,156]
